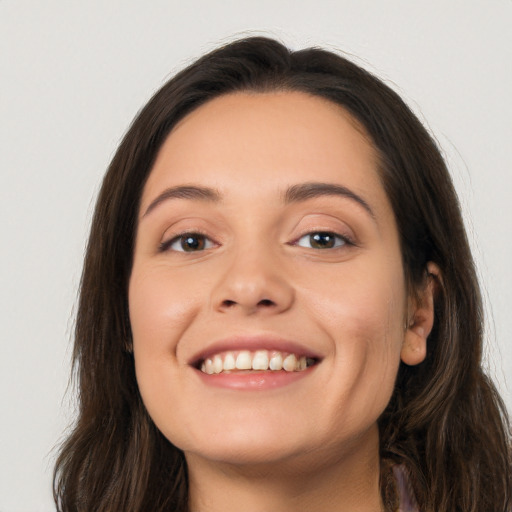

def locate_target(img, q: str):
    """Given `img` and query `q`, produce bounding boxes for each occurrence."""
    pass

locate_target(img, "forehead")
[142,91,387,214]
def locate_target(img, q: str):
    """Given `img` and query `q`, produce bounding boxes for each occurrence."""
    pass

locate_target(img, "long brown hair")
[54,37,511,511]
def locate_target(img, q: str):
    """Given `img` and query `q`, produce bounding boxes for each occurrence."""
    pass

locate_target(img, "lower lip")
[195,367,316,391]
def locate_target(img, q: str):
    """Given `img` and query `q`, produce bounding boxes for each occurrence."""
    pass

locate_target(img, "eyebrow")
[142,181,374,219]
[284,182,374,218]
[142,185,221,217]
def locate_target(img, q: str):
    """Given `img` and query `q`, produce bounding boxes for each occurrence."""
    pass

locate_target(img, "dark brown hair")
[54,36,511,511]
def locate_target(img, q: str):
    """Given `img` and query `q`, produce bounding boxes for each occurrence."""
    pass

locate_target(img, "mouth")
[196,349,319,375]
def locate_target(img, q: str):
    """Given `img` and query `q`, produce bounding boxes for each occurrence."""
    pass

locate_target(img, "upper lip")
[188,335,322,367]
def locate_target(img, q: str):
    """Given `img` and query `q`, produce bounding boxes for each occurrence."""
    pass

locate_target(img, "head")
[60,37,501,510]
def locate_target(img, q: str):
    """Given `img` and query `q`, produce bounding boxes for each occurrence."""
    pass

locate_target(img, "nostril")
[218,298,277,310]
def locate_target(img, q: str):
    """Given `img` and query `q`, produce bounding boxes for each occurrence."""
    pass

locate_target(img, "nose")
[211,248,295,316]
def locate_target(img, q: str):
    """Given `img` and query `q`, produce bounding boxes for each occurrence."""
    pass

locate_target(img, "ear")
[401,262,441,366]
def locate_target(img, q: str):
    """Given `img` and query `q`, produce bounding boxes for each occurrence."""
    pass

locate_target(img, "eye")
[295,231,350,249]
[161,232,215,252]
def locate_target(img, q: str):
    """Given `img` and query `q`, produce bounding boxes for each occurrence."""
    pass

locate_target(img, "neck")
[186,425,383,512]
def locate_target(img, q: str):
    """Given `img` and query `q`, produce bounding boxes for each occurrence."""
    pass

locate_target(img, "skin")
[129,91,436,511]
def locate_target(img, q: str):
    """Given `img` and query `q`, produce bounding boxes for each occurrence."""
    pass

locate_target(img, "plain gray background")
[1,1,511,510]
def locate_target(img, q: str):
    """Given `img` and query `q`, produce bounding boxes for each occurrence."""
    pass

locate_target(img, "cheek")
[304,259,406,408]
[129,265,201,348]
[128,266,201,432]
[308,257,405,342]
[128,262,207,408]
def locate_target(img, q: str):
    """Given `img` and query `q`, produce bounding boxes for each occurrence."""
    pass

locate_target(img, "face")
[129,91,414,469]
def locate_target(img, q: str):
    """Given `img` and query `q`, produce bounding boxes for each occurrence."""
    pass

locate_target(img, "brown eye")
[180,234,205,251]
[296,232,348,249]
[162,233,214,252]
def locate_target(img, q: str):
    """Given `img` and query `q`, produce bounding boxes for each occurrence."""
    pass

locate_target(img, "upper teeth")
[199,350,313,374]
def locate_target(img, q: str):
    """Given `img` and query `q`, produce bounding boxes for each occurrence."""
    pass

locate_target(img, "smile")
[199,350,317,374]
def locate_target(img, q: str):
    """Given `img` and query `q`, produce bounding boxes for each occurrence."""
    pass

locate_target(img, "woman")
[53,37,511,511]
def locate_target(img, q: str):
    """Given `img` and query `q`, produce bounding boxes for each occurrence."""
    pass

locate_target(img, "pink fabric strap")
[393,465,420,512]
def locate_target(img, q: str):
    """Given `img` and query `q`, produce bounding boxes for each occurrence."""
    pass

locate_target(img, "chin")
[170,416,315,467]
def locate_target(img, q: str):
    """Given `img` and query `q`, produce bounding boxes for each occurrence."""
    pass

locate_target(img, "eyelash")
[159,231,216,253]
[159,230,354,253]
[292,231,354,250]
